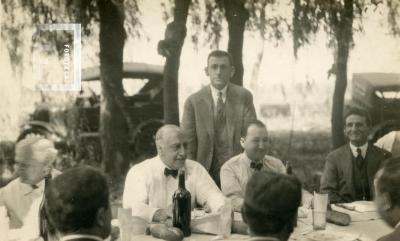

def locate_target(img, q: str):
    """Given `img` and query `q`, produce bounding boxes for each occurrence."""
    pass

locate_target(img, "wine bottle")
[172,169,191,237]
[286,161,297,227]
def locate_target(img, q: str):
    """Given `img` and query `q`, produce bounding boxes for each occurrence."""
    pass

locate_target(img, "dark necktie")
[164,168,178,178]
[356,148,363,168]
[216,91,224,124]
[250,162,263,171]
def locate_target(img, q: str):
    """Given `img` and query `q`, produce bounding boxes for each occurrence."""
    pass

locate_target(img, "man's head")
[44,166,111,238]
[15,135,57,185]
[205,50,235,90]
[241,120,268,162]
[374,157,400,228]
[344,108,371,146]
[155,125,187,170]
[242,171,301,241]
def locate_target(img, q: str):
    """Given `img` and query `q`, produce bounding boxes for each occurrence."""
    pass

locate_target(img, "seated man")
[0,135,59,228]
[321,108,391,203]
[44,166,111,241]
[220,120,286,211]
[375,157,400,241]
[123,125,226,222]
[242,171,301,241]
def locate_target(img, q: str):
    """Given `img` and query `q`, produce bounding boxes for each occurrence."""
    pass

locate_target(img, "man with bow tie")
[122,125,226,222]
[220,120,286,212]
[321,108,391,204]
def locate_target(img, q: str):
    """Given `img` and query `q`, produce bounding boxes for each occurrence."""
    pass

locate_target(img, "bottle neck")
[178,171,185,189]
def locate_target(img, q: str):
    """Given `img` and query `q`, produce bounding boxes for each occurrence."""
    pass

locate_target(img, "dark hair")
[207,50,233,66]
[343,107,371,126]
[377,157,400,207]
[242,171,301,236]
[44,166,110,233]
[243,120,267,137]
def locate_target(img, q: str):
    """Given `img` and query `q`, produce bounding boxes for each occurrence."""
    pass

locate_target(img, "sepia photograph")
[0,0,399,241]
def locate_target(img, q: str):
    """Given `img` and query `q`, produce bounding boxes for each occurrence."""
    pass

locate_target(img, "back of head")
[44,166,110,236]
[377,157,400,208]
[242,171,301,237]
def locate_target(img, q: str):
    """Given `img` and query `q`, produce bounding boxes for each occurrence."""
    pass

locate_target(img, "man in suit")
[321,108,391,203]
[375,157,400,241]
[44,166,111,241]
[242,171,302,241]
[181,50,257,186]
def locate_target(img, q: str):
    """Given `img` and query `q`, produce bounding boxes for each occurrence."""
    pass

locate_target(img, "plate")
[305,230,360,241]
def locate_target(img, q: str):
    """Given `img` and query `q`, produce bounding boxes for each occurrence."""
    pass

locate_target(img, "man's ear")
[204,66,209,76]
[240,137,245,149]
[380,192,392,211]
[230,66,235,78]
[96,206,108,228]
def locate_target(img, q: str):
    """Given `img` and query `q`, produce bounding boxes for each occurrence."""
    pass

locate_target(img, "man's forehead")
[346,114,367,123]
[246,125,267,137]
[208,56,230,65]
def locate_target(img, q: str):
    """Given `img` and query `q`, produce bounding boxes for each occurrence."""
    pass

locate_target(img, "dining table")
[7,206,393,241]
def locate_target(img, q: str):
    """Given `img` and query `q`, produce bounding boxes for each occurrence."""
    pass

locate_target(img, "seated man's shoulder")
[264,155,286,173]
[127,157,158,174]
[326,145,349,161]
[221,154,242,170]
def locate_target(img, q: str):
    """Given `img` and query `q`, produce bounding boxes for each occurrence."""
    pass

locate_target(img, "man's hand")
[153,209,172,222]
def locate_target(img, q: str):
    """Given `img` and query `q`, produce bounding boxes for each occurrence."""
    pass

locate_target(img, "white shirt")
[210,84,227,106]
[122,156,226,222]
[220,153,286,211]
[0,178,45,228]
[349,142,368,159]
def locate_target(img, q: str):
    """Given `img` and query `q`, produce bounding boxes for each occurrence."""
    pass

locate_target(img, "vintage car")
[76,62,164,164]
[350,72,400,142]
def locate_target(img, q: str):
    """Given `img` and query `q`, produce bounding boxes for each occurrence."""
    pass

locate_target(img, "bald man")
[0,135,60,228]
[123,125,226,222]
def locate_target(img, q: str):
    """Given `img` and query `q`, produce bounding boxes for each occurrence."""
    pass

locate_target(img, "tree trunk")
[158,0,190,125]
[224,0,249,86]
[331,0,353,149]
[98,0,129,178]
[249,32,265,93]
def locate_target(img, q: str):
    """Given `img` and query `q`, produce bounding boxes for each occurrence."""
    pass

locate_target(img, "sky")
[0,1,399,140]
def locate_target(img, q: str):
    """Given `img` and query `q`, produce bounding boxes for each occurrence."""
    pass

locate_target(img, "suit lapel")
[225,84,237,148]
[199,87,214,140]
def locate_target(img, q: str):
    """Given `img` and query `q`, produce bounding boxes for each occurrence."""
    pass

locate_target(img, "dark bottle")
[172,169,191,237]
[286,161,297,227]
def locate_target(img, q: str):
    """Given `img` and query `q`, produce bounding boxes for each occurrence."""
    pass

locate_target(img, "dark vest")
[352,151,371,200]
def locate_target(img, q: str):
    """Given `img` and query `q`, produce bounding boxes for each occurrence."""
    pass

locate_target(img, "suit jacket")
[320,144,391,203]
[377,227,400,241]
[181,83,257,171]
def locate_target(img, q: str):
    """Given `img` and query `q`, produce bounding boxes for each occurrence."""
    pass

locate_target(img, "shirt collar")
[243,153,264,167]
[210,84,227,104]
[349,142,368,158]
[21,178,45,195]
[59,234,104,241]
[395,220,400,229]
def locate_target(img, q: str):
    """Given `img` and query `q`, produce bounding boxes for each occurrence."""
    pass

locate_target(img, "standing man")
[220,120,286,211]
[321,108,391,203]
[374,157,400,241]
[123,125,226,222]
[181,50,257,186]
